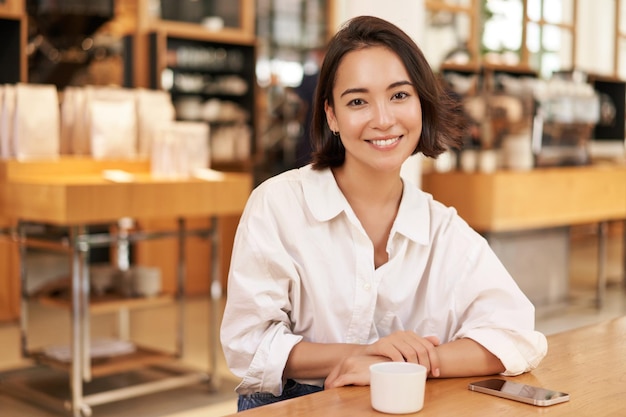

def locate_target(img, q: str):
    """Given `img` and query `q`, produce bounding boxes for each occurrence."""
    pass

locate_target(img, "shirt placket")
[345,224,378,345]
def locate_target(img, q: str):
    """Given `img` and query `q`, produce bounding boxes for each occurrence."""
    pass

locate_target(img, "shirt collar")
[301,165,346,221]
[394,177,431,246]
[301,165,431,246]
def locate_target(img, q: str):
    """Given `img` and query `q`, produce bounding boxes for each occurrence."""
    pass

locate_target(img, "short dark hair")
[311,15,464,170]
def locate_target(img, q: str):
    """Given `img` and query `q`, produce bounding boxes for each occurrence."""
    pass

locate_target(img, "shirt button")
[363,283,371,291]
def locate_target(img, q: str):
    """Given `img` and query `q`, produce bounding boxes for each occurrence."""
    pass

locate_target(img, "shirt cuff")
[464,328,548,375]
[236,328,304,396]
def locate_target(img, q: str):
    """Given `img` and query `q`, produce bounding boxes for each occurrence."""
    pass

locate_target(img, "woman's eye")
[348,98,365,106]
[392,92,409,100]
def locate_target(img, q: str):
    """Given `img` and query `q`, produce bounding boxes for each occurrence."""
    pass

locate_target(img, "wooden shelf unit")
[0,158,252,416]
[0,0,24,19]
[37,293,174,315]
[147,30,257,170]
[32,346,176,379]
[0,0,27,84]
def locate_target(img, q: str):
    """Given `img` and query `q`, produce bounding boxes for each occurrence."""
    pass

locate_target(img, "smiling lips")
[369,136,401,147]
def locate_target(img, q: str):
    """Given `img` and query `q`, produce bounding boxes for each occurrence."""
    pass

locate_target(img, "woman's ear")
[324,100,338,133]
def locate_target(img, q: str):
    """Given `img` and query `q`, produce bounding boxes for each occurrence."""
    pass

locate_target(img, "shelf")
[438,62,482,74]
[0,14,25,83]
[440,62,536,76]
[147,31,257,175]
[169,90,248,100]
[32,345,176,378]
[150,20,255,45]
[0,0,24,20]
[211,158,255,172]
[37,293,174,315]
[141,0,256,45]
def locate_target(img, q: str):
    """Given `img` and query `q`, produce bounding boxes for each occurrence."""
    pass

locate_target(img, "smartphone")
[468,378,569,406]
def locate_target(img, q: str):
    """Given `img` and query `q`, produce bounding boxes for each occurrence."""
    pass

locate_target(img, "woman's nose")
[371,101,394,129]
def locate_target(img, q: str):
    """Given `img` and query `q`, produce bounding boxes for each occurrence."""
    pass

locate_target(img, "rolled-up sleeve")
[220,191,303,396]
[449,232,548,375]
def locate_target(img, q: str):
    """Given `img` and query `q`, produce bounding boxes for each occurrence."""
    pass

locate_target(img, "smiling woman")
[221,15,548,412]
[323,46,423,176]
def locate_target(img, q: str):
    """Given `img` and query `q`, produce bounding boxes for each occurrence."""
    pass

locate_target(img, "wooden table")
[422,166,626,308]
[0,158,252,417]
[226,316,626,417]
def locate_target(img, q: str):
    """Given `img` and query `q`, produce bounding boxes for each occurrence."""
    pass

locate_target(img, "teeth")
[370,137,399,146]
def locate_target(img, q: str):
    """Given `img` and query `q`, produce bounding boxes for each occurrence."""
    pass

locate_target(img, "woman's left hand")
[365,331,441,376]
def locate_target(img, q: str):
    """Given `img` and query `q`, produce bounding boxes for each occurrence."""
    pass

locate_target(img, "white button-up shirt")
[221,165,547,396]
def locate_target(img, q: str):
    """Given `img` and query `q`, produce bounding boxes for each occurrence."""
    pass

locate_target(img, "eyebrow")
[339,80,414,98]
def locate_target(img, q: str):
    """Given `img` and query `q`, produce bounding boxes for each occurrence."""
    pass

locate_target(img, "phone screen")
[468,378,570,406]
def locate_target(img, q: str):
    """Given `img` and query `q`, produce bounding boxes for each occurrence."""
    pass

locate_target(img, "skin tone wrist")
[284,335,505,389]
[284,341,368,380]
[284,332,505,388]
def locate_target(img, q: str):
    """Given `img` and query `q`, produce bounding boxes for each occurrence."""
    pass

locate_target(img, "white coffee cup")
[370,362,427,414]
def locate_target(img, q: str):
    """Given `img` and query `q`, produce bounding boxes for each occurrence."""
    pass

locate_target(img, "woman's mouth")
[369,136,401,147]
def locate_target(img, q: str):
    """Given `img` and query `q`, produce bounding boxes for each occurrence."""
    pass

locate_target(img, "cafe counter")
[421,165,626,310]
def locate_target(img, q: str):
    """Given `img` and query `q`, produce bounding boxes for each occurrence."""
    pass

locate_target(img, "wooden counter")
[422,165,626,309]
[421,165,626,233]
[0,158,253,320]
[0,158,251,224]
[226,317,626,417]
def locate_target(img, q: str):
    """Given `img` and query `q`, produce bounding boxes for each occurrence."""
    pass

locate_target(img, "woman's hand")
[364,331,441,376]
[324,332,442,389]
[324,354,388,389]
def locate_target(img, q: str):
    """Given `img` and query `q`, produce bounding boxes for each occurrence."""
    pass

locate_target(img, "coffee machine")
[531,75,601,167]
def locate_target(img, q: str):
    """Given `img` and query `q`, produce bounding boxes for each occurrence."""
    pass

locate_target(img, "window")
[482,0,524,66]
[524,0,575,78]
[426,0,577,78]
[424,0,479,70]
[617,0,626,78]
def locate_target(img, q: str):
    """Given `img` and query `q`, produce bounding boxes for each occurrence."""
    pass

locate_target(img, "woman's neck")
[332,163,404,269]
[332,164,403,209]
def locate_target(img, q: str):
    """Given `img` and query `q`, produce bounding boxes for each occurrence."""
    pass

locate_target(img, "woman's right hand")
[324,354,389,389]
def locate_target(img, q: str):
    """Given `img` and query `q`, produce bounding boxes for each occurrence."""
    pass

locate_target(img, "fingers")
[366,332,441,377]
[326,333,442,391]
[325,371,369,389]
[425,335,441,346]
[324,356,387,389]
[324,361,341,388]
[366,335,410,362]
[424,335,441,377]
[405,333,438,376]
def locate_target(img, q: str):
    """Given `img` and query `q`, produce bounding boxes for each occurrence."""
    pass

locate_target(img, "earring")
[332,130,340,137]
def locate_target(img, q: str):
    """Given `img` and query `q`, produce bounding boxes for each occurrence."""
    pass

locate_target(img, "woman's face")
[325,46,422,174]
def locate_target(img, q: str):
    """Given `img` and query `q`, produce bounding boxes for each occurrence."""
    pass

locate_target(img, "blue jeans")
[237,379,323,411]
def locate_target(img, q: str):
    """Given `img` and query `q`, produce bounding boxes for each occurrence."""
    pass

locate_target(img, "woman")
[221,15,547,411]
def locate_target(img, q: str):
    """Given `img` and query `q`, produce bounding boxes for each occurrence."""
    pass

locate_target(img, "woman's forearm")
[434,338,505,378]
[284,341,366,379]
[285,337,504,382]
